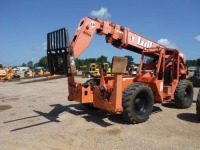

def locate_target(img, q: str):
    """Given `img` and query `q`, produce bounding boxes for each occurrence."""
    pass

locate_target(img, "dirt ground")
[0,76,200,150]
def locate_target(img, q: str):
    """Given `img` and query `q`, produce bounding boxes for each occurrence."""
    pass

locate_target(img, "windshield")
[142,54,158,71]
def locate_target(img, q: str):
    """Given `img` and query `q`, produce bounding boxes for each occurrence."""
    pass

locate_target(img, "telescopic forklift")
[47,17,193,124]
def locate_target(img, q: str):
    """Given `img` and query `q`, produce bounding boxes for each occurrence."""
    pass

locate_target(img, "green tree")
[186,60,197,67]
[0,64,3,68]
[27,61,33,68]
[34,63,39,68]
[75,58,85,69]
[84,58,97,64]
[124,55,134,66]
[97,55,108,63]
[21,63,27,67]
[38,56,48,68]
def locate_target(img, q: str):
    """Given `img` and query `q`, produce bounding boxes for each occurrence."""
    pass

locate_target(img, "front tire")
[122,83,154,124]
[174,80,193,109]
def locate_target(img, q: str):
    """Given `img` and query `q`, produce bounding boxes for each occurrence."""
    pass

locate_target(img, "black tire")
[174,80,193,109]
[86,78,100,90]
[82,79,100,110]
[122,82,154,124]
[196,90,200,120]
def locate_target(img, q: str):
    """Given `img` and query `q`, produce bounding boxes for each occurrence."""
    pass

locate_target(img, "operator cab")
[141,54,158,75]
[136,48,180,101]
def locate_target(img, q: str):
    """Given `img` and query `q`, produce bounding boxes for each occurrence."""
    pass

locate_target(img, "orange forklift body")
[47,17,192,124]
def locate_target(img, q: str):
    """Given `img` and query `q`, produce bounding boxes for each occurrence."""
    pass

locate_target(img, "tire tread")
[122,82,153,124]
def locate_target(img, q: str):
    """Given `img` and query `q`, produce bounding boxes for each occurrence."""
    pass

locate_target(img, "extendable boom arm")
[47,17,186,77]
[70,17,163,58]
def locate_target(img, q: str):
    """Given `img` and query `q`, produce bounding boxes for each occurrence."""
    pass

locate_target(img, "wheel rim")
[134,94,147,115]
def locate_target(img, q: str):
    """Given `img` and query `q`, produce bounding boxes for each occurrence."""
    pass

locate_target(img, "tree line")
[75,55,135,69]
[0,56,197,69]
[18,55,135,69]
[186,60,198,67]
[20,56,48,68]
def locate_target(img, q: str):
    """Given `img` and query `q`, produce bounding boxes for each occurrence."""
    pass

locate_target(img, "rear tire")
[174,80,193,109]
[196,90,200,120]
[122,83,154,124]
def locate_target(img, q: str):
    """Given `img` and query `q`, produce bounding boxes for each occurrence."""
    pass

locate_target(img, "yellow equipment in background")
[24,69,35,77]
[0,67,20,81]
[24,68,50,77]
[82,62,111,77]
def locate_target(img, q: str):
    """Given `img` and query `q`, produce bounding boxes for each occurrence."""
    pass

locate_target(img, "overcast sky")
[0,0,200,66]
